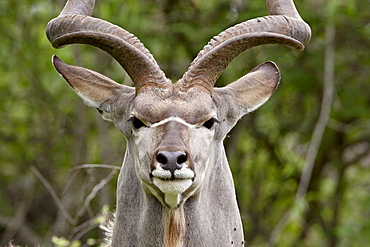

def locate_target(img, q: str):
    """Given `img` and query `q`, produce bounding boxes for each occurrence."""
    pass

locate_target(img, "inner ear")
[53,55,130,106]
[222,61,280,116]
[52,55,135,121]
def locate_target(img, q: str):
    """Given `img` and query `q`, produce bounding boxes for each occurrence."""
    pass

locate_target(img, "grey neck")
[111,141,244,246]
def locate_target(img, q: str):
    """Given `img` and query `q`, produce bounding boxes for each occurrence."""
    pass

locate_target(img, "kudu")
[46,0,310,246]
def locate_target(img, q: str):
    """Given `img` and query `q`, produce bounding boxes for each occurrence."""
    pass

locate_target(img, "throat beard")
[163,206,185,247]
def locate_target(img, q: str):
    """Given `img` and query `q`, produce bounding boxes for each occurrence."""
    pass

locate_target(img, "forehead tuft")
[133,88,214,124]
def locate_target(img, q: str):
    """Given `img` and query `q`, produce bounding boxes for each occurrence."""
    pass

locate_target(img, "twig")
[270,22,336,246]
[71,164,121,171]
[62,169,80,196]
[76,169,118,219]
[296,23,336,200]
[30,166,76,225]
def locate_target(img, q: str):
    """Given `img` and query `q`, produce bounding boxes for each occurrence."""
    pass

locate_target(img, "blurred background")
[0,0,369,246]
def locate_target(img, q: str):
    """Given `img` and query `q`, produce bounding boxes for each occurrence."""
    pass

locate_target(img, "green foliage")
[52,236,81,247]
[1,0,369,246]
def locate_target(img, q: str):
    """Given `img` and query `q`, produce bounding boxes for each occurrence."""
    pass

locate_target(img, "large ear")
[52,55,135,121]
[223,61,280,117]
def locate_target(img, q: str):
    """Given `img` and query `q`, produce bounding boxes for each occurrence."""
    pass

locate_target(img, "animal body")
[46,0,310,246]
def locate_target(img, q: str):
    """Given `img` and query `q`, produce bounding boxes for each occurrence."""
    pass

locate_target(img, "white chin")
[152,178,193,208]
[153,178,193,194]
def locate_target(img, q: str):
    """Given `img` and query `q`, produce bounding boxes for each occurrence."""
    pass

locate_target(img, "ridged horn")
[179,0,311,94]
[46,0,169,93]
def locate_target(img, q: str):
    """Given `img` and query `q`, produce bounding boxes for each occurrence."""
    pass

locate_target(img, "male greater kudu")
[46,0,311,246]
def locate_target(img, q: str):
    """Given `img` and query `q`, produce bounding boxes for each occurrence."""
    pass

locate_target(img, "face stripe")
[150,117,196,128]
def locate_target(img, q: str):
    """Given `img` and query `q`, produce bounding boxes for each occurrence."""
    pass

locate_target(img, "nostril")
[177,153,187,164]
[156,151,187,174]
[156,152,168,164]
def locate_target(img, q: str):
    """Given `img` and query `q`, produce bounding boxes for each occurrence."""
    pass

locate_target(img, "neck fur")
[164,207,185,247]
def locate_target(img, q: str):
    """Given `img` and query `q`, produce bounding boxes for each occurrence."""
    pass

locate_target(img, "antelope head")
[47,1,310,244]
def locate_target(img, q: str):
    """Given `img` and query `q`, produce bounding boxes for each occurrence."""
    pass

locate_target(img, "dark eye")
[96,108,103,114]
[202,118,219,129]
[128,117,146,130]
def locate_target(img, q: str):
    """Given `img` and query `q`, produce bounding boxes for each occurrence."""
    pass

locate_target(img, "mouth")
[152,176,194,181]
[149,165,195,208]
[151,168,195,181]
[151,167,195,195]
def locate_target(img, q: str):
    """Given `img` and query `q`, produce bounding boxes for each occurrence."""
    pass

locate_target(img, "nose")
[156,151,187,174]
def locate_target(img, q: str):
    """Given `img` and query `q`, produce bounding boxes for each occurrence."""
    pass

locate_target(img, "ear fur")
[52,55,135,121]
[224,61,280,116]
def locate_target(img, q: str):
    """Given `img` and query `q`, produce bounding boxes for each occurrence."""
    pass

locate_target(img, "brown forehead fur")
[133,85,215,124]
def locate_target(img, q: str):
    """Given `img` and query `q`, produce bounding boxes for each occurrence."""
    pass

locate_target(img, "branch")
[72,164,121,171]
[72,215,100,241]
[296,23,336,200]
[30,166,76,225]
[76,169,118,219]
[270,21,336,246]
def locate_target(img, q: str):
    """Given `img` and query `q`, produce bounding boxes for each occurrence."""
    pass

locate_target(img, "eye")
[202,118,219,129]
[128,116,146,130]
[96,108,103,114]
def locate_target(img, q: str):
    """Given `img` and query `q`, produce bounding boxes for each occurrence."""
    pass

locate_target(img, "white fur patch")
[153,178,193,195]
[152,165,194,194]
[152,164,194,180]
[150,117,196,128]
[164,193,181,208]
[153,178,193,208]
[152,164,194,208]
